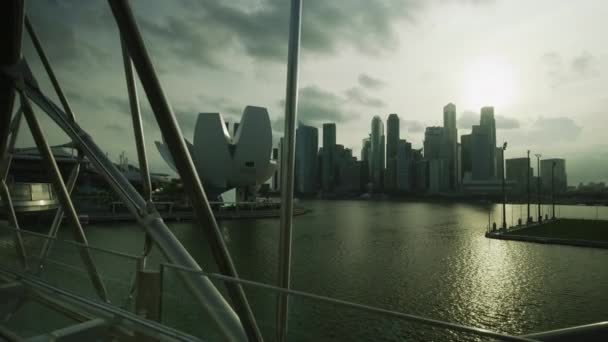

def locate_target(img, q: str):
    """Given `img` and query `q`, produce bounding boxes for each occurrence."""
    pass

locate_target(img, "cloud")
[140,0,421,66]
[571,51,595,76]
[401,119,425,133]
[541,51,599,87]
[457,111,519,129]
[457,111,478,129]
[528,117,582,143]
[358,74,386,89]
[274,85,360,133]
[496,115,520,129]
[345,87,385,107]
[24,1,114,68]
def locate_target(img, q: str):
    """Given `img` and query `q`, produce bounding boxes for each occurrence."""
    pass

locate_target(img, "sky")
[18,0,608,185]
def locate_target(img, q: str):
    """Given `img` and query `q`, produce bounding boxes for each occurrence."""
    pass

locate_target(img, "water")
[4,201,608,341]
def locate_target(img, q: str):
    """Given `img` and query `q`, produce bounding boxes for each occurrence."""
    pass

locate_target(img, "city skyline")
[285,105,572,197]
[18,0,608,185]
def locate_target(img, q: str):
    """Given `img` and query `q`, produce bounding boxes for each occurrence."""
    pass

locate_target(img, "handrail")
[522,322,608,341]
[160,263,536,342]
[0,225,141,261]
[0,266,200,342]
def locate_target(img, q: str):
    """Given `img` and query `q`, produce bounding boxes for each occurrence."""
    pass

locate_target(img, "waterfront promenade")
[486,218,608,249]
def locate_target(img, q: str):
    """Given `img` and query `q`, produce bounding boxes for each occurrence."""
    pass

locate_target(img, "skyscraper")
[424,127,449,193]
[460,133,472,179]
[386,113,400,191]
[370,116,384,191]
[506,157,533,194]
[471,125,492,180]
[397,139,412,191]
[295,123,318,194]
[322,123,336,191]
[361,137,371,163]
[443,103,458,189]
[423,127,445,159]
[540,158,567,193]
[480,106,497,177]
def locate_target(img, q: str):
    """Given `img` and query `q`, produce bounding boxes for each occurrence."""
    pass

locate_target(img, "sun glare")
[463,59,515,110]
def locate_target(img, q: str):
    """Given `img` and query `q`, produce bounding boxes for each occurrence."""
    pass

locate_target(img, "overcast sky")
[19,0,608,185]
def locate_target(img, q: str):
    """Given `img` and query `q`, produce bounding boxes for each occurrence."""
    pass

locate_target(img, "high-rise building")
[397,139,412,191]
[480,106,497,177]
[334,146,360,194]
[460,134,472,179]
[386,114,400,191]
[471,125,492,180]
[295,124,318,194]
[361,137,371,163]
[496,147,504,181]
[370,116,385,191]
[423,127,445,159]
[322,123,336,191]
[506,157,533,194]
[423,127,449,193]
[443,103,458,189]
[428,159,449,194]
[540,158,567,193]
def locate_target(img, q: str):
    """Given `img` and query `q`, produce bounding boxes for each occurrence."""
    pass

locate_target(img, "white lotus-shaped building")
[156,106,276,198]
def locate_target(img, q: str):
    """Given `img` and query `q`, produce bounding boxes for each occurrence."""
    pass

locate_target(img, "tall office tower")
[506,157,533,195]
[443,103,458,189]
[380,134,386,188]
[423,127,445,159]
[386,114,400,190]
[496,147,504,181]
[471,125,492,180]
[397,139,412,191]
[480,106,497,177]
[370,116,385,191]
[540,158,568,193]
[423,127,449,193]
[322,123,336,192]
[460,134,472,180]
[295,123,319,194]
[361,137,371,163]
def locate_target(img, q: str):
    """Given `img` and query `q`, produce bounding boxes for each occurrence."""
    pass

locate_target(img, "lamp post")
[535,153,542,222]
[552,161,556,219]
[501,142,507,230]
[527,150,531,223]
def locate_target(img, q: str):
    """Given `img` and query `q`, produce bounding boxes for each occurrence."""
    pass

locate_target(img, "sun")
[462,58,515,110]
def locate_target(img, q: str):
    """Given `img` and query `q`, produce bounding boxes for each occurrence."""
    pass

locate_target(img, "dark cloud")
[138,14,232,69]
[457,111,479,129]
[274,85,359,132]
[496,115,520,129]
[571,51,595,75]
[457,111,519,130]
[143,0,420,66]
[25,1,114,68]
[541,51,599,87]
[197,95,243,119]
[358,74,386,89]
[345,87,385,107]
[529,117,582,143]
[401,119,425,133]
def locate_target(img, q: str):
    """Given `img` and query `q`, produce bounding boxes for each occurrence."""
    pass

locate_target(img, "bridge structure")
[0,1,606,341]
